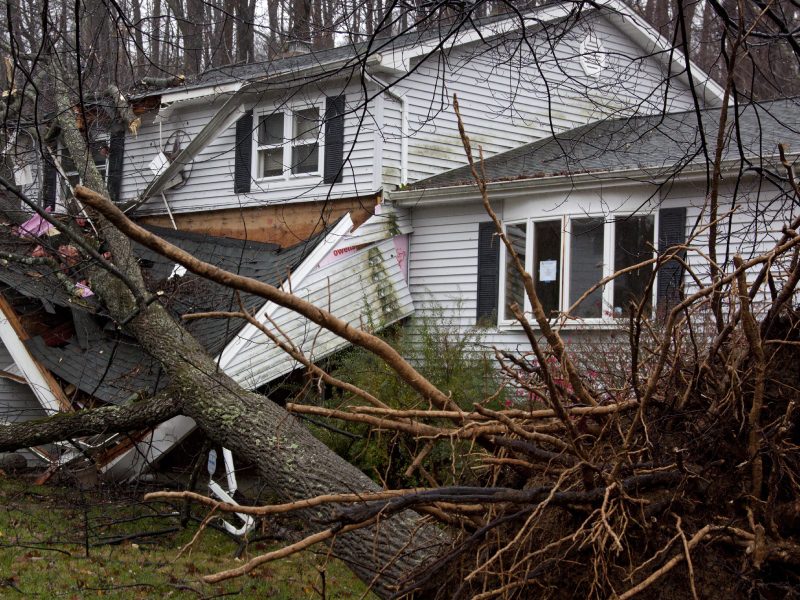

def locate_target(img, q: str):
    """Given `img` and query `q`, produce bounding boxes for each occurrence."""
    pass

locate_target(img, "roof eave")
[392,154,797,207]
[139,53,385,103]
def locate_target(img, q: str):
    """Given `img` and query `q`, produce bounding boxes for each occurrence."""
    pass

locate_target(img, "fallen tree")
[0,66,452,598]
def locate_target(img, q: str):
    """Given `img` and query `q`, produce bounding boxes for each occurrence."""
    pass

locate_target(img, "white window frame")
[497,212,658,328]
[252,103,324,183]
[57,136,109,206]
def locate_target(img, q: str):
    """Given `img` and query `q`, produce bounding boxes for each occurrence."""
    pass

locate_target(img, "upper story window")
[59,139,109,193]
[499,214,655,324]
[254,106,321,179]
[235,96,345,194]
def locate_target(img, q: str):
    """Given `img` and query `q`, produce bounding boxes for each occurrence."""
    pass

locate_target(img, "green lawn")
[0,477,374,599]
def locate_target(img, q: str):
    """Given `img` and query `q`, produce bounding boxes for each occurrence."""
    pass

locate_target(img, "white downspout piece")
[363,72,407,186]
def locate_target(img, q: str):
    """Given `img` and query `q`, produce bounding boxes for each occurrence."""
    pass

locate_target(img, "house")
[390,96,800,359]
[0,0,730,479]
[22,0,720,243]
[0,206,411,479]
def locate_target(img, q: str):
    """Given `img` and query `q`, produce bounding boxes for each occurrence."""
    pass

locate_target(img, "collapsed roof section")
[0,204,414,480]
[1,224,317,405]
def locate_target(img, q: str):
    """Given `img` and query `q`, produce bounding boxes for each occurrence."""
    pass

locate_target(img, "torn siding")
[223,237,414,389]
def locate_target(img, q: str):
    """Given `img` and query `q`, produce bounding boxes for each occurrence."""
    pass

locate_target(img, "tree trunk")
[48,71,447,598]
[235,0,256,62]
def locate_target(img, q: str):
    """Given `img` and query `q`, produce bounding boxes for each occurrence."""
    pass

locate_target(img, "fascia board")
[216,213,355,376]
[153,54,383,103]
[157,81,243,107]
[392,155,796,207]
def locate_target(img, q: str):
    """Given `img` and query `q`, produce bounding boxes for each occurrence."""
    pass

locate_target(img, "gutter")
[391,153,799,207]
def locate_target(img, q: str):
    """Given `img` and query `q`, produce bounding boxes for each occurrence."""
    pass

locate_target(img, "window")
[58,138,109,200]
[503,223,526,320]
[569,218,605,318]
[499,214,655,323]
[255,106,321,179]
[613,215,655,317]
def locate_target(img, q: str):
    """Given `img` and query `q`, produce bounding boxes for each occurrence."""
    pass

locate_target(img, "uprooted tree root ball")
[406,311,800,599]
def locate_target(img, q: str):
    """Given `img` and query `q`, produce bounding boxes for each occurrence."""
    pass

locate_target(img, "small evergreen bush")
[312,306,503,488]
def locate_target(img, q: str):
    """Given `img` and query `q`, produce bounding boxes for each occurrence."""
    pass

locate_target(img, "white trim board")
[0,311,62,415]
[216,213,354,372]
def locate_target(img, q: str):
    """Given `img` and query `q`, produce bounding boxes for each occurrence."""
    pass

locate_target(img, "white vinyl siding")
[406,174,796,357]
[389,12,698,184]
[124,84,382,215]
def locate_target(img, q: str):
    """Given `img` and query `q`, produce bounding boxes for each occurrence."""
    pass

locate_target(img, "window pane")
[294,107,320,141]
[60,152,77,175]
[90,140,108,168]
[291,143,319,174]
[613,215,654,317]
[258,113,284,145]
[259,148,283,177]
[534,220,561,317]
[569,218,604,318]
[504,223,527,321]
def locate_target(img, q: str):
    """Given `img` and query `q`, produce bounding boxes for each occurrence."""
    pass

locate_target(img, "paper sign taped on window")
[539,260,558,282]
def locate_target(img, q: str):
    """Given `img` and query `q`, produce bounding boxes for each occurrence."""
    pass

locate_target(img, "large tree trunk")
[47,72,447,598]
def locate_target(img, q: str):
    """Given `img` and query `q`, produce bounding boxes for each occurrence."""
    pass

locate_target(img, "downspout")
[364,72,407,186]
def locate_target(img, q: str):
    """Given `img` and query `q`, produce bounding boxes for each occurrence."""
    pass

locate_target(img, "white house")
[0,0,731,478]
[391,97,800,355]
[18,0,721,236]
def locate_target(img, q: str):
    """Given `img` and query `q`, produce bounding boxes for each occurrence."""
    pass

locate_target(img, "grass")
[0,476,375,599]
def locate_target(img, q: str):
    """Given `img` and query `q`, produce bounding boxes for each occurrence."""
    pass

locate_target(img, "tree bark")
[0,395,181,452]
[47,70,447,598]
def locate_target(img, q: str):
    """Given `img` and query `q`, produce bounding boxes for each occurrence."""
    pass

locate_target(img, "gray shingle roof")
[0,261,98,312]
[140,8,534,95]
[10,225,324,405]
[136,226,318,356]
[27,332,165,405]
[408,97,800,190]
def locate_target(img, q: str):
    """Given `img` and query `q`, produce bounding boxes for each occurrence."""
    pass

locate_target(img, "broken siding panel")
[395,13,699,183]
[127,86,381,215]
[337,204,413,248]
[102,415,197,480]
[225,238,414,389]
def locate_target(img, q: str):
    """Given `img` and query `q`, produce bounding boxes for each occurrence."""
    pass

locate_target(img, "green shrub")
[311,306,503,488]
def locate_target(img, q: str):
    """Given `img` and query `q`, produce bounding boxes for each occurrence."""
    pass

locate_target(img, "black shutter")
[234,110,253,193]
[41,156,58,210]
[476,221,501,324]
[106,128,126,202]
[324,95,345,184]
[657,207,687,311]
